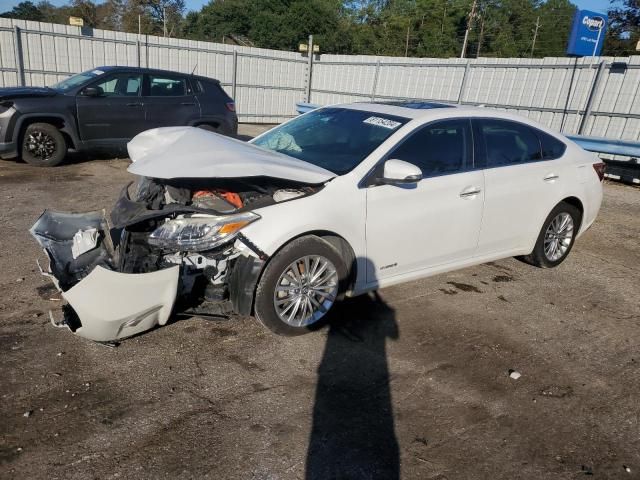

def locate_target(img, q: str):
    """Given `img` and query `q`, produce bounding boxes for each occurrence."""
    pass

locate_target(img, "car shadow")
[235,134,255,142]
[64,147,129,165]
[306,263,400,479]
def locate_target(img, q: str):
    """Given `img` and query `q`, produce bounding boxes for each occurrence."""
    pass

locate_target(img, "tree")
[97,0,125,31]
[606,0,639,55]
[121,0,185,36]
[529,0,575,57]
[0,1,44,20]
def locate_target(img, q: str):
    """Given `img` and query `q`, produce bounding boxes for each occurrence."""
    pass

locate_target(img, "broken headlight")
[148,212,259,252]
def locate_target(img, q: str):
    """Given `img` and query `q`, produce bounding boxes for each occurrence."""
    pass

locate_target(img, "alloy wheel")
[544,212,574,261]
[26,130,57,159]
[273,255,339,327]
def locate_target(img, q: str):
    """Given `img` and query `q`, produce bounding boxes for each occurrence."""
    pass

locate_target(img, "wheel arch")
[233,230,358,317]
[559,196,584,230]
[263,230,358,292]
[16,114,78,149]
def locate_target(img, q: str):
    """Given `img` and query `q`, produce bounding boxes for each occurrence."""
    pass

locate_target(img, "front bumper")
[62,265,179,342]
[0,140,17,159]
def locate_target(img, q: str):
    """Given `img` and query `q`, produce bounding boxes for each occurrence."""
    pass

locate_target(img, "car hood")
[127,127,337,184]
[0,86,57,100]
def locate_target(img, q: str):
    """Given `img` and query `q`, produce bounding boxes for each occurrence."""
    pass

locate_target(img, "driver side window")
[388,119,472,177]
[92,73,142,97]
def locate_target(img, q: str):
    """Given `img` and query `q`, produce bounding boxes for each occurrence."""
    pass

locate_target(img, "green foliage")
[606,0,639,56]
[1,1,45,20]
[1,0,638,58]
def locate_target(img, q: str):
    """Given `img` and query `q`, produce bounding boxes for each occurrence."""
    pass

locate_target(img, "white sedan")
[31,102,604,341]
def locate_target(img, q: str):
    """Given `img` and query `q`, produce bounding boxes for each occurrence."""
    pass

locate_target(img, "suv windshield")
[252,107,409,174]
[50,69,108,92]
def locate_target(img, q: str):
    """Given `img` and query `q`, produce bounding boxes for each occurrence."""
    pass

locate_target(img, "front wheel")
[521,201,582,268]
[21,123,67,167]
[254,236,348,336]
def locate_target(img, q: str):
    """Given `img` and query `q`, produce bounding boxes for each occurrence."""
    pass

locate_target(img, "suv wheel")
[21,123,67,167]
[521,201,582,268]
[254,236,349,336]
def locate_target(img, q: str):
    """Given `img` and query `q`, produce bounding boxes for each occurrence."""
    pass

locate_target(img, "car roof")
[92,66,219,83]
[337,101,547,125]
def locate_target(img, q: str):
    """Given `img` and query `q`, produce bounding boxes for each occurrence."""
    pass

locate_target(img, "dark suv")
[0,66,238,167]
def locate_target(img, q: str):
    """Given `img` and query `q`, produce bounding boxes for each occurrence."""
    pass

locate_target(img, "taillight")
[225,102,236,112]
[592,162,606,181]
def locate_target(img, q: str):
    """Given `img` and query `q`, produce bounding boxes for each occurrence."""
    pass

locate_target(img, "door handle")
[544,174,559,181]
[126,102,142,107]
[459,187,481,198]
[180,102,196,106]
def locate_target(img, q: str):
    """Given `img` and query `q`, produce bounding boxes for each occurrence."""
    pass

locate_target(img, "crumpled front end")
[30,175,320,343]
[30,209,180,342]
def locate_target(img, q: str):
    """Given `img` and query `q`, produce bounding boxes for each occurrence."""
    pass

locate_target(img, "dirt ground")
[1,125,639,479]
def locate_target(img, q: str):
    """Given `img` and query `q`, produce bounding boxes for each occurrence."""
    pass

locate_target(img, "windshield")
[252,107,409,175]
[50,69,107,92]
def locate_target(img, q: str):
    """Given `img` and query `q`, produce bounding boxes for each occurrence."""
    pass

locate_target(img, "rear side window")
[148,75,191,96]
[388,119,472,177]
[479,119,542,168]
[538,130,566,160]
[201,79,231,100]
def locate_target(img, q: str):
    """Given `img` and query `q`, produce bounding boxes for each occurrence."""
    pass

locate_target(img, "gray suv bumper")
[0,141,17,159]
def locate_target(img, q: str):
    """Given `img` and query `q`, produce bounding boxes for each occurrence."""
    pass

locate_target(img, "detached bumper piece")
[62,266,179,342]
[30,210,180,342]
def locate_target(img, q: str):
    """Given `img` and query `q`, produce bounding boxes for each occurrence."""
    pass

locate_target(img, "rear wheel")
[254,236,348,336]
[521,201,582,268]
[21,123,66,167]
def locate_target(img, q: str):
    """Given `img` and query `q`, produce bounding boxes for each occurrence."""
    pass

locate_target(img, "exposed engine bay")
[31,175,321,342]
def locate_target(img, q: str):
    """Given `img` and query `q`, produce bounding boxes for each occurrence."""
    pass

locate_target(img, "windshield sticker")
[91,69,105,75]
[363,116,402,130]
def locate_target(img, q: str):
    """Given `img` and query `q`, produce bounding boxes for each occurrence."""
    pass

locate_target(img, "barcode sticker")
[363,116,402,129]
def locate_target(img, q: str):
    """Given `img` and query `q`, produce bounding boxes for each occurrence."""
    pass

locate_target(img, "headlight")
[148,212,259,251]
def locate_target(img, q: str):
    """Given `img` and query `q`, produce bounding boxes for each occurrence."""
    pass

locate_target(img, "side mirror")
[379,159,422,185]
[81,86,104,97]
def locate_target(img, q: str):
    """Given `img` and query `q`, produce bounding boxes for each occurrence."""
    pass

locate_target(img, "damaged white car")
[31,102,604,342]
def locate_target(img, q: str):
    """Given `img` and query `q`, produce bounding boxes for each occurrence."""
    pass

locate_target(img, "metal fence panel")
[0,17,638,141]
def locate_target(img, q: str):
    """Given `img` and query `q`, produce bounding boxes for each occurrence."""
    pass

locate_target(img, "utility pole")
[476,16,485,58]
[460,0,478,59]
[163,6,167,37]
[530,16,540,58]
[404,25,410,57]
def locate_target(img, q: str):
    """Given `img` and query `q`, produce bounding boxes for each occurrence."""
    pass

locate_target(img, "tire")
[254,235,349,336]
[21,123,67,167]
[521,201,582,268]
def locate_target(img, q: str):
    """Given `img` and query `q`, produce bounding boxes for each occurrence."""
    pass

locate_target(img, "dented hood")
[127,127,336,184]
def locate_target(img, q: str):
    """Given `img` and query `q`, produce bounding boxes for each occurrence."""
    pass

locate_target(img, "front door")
[76,72,145,142]
[365,119,484,283]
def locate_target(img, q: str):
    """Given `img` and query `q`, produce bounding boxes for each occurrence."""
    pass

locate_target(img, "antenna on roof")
[191,64,198,75]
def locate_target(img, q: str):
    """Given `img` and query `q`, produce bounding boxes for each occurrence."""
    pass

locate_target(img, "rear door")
[76,72,145,142]
[474,118,569,256]
[142,73,200,128]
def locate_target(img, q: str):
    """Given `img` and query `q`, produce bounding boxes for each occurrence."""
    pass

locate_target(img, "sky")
[0,0,615,17]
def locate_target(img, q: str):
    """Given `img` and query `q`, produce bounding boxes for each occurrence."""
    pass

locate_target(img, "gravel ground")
[1,125,639,479]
